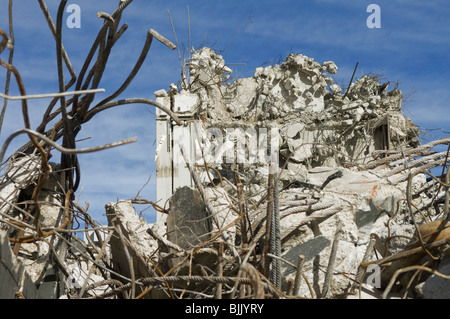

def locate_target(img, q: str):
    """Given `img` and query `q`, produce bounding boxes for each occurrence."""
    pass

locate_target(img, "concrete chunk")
[167,186,212,250]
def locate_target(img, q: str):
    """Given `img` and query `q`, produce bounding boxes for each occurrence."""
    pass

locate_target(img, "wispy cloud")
[402,86,450,126]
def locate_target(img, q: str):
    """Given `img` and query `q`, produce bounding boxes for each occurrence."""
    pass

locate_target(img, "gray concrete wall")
[0,231,40,299]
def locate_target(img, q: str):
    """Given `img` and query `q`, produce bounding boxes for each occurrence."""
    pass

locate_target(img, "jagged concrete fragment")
[379,220,450,292]
[151,47,447,299]
[172,50,419,174]
[189,47,232,87]
[166,186,212,250]
[421,260,450,299]
[106,200,160,297]
[203,187,238,243]
[0,154,71,298]
[0,154,41,216]
[282,236,330,276]
[0,231,41,299]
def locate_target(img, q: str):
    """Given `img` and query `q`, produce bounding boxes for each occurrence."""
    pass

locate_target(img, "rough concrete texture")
[421,261,450,299]
[182,48,419,171]
[106,200,158,278]
[151,48,448,299]
[0,48,448,299]
[0,231,41,299]
[0,155,71,298]
[0,154,41,216]
[105,200,168,298]
[166,186,212,250]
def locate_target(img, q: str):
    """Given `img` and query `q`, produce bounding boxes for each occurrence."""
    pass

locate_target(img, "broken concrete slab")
[166,186,213,251]
[0,230,41,299]
[420,252,450,299]
[282,235,330,276]
[105,200,161,297]
[150,47,447,299]
[0,154,41,216]
[0,44,447,299]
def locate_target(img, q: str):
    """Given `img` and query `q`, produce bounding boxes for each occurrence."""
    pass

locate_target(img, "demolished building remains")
[1,45,450,299]
[151,47,450,299]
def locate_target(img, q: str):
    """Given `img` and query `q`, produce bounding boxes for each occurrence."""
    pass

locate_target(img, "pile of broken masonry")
[1,47,449,299]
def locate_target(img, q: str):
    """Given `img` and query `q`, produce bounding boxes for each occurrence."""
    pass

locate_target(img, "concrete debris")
[178,48,420,174]
[165,186,212,268]
[151,48,449,299]
[106,201,158,277]
[0,154,41,216]
[0,155,72,298]
[1,48,449,299]
[105,200,167,298]
[420,262,450,299]
[0,231,41,299]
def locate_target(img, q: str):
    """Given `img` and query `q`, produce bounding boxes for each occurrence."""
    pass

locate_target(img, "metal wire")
[270,171,281,289]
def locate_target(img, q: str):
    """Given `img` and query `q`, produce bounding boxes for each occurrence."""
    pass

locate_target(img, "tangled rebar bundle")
[0,0,176,299]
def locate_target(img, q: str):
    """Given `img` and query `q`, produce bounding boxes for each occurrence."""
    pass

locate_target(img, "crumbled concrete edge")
[0,230,41,299]
[0,47,448,299]
[151,47,448,299]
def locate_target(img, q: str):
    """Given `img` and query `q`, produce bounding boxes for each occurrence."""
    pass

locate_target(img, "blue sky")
[1,1,449,225]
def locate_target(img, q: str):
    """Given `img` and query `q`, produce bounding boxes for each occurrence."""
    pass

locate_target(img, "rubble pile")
[151,48,450,299]
[186,48,419,170]
[0,47,449,299]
